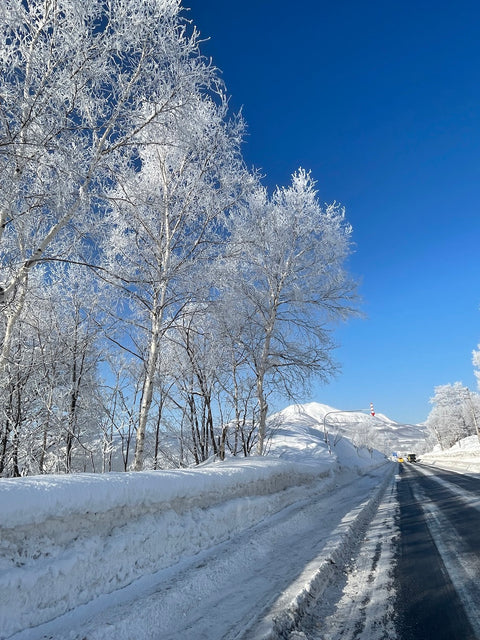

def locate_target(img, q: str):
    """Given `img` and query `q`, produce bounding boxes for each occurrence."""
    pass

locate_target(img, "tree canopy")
[0,0,358,475]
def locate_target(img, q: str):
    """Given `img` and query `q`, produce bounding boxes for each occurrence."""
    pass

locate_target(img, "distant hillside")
[270,402,429,457]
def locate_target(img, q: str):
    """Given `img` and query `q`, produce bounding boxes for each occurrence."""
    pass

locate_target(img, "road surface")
[395,463,480,640]
[293,463,480,640]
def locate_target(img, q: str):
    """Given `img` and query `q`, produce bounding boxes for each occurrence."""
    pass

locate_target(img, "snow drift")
[1,402,396,639]
[419,434,480,472]
[2,460,324,637]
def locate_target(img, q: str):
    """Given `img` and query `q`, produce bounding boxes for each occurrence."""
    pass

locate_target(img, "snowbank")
[0,402,391,639]
[419,435,480,472]
[1,459,323,638]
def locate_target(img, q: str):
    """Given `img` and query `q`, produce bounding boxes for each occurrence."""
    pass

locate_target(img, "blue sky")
[186,1,480,425]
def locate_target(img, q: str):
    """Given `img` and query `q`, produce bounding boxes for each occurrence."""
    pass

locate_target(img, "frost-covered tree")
[212,299,260,458]
[0,264,105,476]
[426,382,480,449]
[105,93,246,470]
[97,353,144,471]
[225,170,358,454]
[0,0,214,371]
[165,308,219,464]
[473,345,480,390]
[1,1,363,474]
[351,420,376,456]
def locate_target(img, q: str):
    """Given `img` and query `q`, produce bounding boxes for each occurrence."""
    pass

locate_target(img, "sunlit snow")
[1,402,477,640]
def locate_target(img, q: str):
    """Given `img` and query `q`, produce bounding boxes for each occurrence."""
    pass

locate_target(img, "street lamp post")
[322,409,371,454]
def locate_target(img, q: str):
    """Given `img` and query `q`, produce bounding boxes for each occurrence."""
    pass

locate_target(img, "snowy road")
[395,464,480,640]
[285,464,399,640]
[290,464,480,640]
[9,462,480,640]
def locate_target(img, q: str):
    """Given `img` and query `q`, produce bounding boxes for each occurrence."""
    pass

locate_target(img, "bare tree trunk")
[188,392,201,465]
[153,398,164,470]
[206,395,218,458]
[133,180,172,471]
[0,283,28,375]
[0,422,9,475]
[256,317,275,455]
[256,375,269,455]
[39,426,49,472]
[232,373,241,456]
[134,322,159,471]
[218,423,228,461]
[12,425,20,477]
[65,319,87,473]
[133,283,166,471]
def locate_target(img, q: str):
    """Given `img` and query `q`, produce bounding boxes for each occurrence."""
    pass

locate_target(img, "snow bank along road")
[1,459,394,640]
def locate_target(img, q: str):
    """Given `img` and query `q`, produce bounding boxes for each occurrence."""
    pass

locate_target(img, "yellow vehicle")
[398,457,404,463]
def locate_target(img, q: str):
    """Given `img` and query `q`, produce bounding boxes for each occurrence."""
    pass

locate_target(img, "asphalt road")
[395,463,480,640]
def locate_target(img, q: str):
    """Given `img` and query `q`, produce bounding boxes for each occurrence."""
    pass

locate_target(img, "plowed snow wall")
[0,460,326,638]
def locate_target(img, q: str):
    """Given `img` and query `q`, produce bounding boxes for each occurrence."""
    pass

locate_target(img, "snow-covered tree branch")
[222,170,359,454]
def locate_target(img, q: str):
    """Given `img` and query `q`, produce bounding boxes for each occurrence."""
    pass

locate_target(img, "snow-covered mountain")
[269,402,429,457]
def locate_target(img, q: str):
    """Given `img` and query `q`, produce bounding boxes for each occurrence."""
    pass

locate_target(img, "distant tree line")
[0,0,357,476]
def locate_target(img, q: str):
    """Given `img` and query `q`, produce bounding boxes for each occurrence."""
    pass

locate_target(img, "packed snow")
[292,474,399,640]
[419,433,480,472]
[0,402,437,639]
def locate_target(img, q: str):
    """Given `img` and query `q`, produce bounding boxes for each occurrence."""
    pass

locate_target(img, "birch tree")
[0,0,214,371]
[426,382,480,449]
[105,94,245,470]
[226,170,358,454]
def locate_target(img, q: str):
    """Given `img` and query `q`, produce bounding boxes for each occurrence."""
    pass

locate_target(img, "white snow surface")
[1,402,411,639]
[419,434,480,472]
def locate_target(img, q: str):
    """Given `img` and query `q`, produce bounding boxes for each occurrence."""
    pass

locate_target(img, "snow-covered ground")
[289,472,399,640]
[419,434,480,472]
[0,402,429,639]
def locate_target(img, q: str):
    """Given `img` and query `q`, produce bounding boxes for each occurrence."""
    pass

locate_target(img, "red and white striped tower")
[370,402,375,416]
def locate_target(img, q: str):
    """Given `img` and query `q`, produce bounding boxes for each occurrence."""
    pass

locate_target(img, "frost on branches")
[222,170,358,454]
[426,382,480,450]
[0,1,358,475]
[0,0,212,370]
[473,345,480,390]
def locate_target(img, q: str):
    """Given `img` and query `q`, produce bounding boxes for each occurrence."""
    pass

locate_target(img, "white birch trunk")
[133,171,171,470]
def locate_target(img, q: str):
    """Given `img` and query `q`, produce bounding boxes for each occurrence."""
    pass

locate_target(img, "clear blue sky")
[186,0,480,425]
